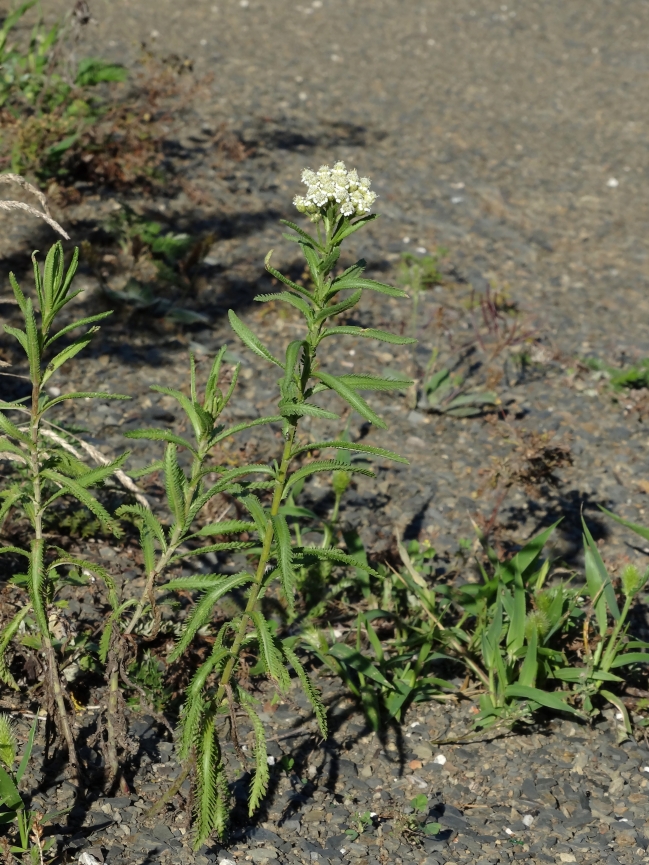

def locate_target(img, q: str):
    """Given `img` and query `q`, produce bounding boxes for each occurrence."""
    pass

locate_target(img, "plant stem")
[213,424,298,705]
[29,383,78,777]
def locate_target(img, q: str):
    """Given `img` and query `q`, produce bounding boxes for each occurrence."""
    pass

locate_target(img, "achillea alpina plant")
[122,162,415,843]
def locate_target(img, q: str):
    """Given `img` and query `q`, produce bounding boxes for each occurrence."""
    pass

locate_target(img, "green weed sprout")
[0,221,129,778]
[124,162,414,844]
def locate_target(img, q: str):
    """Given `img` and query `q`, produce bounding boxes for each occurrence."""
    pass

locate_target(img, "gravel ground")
[3,1,649,863]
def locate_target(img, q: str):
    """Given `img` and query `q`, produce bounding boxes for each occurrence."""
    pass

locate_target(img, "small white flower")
[294,161,378,222]
[267,755,276,765]
[432,754,446,765]
[607,177,619,188]
[504,827,514,836]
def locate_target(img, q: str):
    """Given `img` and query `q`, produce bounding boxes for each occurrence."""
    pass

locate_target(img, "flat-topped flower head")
[293,161,377,222]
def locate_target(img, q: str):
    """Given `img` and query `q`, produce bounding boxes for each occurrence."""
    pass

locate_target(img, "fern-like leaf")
[239,691,269,816]
[283,643,327,737]
[250,611,290,692]
[168,573,253,662]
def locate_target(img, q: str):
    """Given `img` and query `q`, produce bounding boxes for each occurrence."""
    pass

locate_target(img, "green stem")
[213,424,297,705]
[124,442,210,636]
[29,382,79,777]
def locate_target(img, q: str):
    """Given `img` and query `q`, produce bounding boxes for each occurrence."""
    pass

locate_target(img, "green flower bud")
[621,563,645,597]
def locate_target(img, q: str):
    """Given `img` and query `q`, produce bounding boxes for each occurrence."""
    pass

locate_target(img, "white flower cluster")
[293,161,377,222]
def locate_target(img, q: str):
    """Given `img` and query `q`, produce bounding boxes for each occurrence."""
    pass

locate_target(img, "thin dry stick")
[40,427,150,508]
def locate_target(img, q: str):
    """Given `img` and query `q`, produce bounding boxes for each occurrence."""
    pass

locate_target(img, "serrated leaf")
[337,374,413,391]
[283,460,374,498]
[228,310,283,368]
[313,290,362,324]
[164,443,187,527]
[210,415,283,445]
[315,371,387,428]
[279,402,339,420]
[291,439,407,464]
[251,611,290,691]
[44,311,113,348]
[123,427,198,456]
[42,470,121,536]
[283,643,327,737]
[270,514,295,614]
[239,693,269,816]
[319,326,416,346]
[168,573,253,661]
[278,220,324,250]
[75,450,130,489]
[189,520,257,539]
[254,292,312,317]
[116,503,167,549]
[295,546,382,577]
[43,392,130,411]
[168,540,254,566]
[41,328,99,385]
[0,412,30,444]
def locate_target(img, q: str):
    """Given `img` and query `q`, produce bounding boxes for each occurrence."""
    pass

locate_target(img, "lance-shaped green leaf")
[279,402,339,420]
[283,460,374,498]
[41,327,99,385]
[294,546,382,577]
[609,652,649,668]
[8,272,27,315]
[583,519,620,627]
[41,470,121,536]
[265,252,315,298]
[254,292,312,317]
[599,505,649,544]
[164,443,187,527]
[74,451,130,489]
[279,219,325,251]
[127,459,164,479]
[2,324,28,355]
[0,487,23,528]
[23,298,41,385]
[210,415,283,445]
[15,715,38,785]
[334,276,409,298]
[43,392,130,412]
[517,627,538,688]
[250,611,290,691]
[330,213,378,245]
[123,427,198,456]
[168,572,253,661]
[315,371,387,428]
[504,684,584,717]
[0,412,30,445]
[239,694,269,816]
[336,374,413,391]
[239,495,269,536]
[44,311,113,348]
[300,242,321,283]
[168,540,255,566]
[150,385,212,441]
[313,290,362,324]
[601,689,632,737]
[319,326,416,346]
[187,520,257,539]
[283,643,327,737]
[228,310,283,368]
[116,503,167,549]
[291,439,408,463]
[326,642,391,687]
[270,513,296,614]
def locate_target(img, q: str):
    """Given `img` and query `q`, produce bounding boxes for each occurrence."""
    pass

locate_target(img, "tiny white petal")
[607,177,619,187]
[433,754,446,765]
